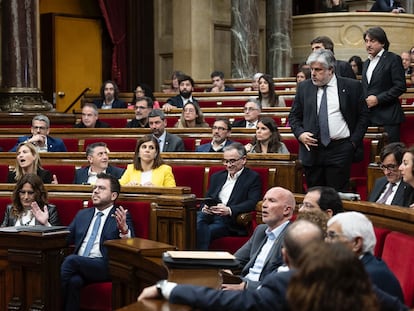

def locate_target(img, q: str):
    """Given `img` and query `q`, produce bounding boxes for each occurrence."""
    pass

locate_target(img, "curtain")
[99,0,127,90]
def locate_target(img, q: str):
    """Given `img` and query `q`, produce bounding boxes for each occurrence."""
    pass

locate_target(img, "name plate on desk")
[163,251,238,268]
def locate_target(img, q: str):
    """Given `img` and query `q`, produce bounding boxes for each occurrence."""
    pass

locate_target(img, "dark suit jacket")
[7,168,52,184]
[196,140,235,152]
[67,205,135,261]
[9,135,67,152]
[232,119,248,128]
[73,165,126,184]
[336,60,356,79]
[162,132,185,152]
[362,51,406,126]
[371,0,402,11]
[93,99,127,109]
[1,204,60,227]
[74,120,111,128]
[165,95,199,109]
[202,168,261,234]
[362,252,405,302]
[368,177,413,207]
[289,76,369,165]
[234,223,290,288]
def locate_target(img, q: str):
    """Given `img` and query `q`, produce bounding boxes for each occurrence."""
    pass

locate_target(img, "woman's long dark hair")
[251,117,283,153]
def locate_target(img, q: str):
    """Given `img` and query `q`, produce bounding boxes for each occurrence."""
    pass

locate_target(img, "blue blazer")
[362,252,404,302]
[202,167,261,234]
[67,206,135,260]
[234,223,290,288]
[368,177,413,207]
[196,140,235,152]
[73,165,126,184]
[289,76,369,165]
[9,136,67,152]
[93,99,127,109]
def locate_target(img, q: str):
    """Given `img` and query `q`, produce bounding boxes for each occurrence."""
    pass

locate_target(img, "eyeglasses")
[135,106,148,110]
[243,107,258,112]
[380,164,398,172]
[298,202,315,209]
[18,190,35,195]
[212,126,228,131]
[32,126,47,131]
[223,156,244,165]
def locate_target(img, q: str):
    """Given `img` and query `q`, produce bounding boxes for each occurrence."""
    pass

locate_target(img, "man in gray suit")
[368,142,413,207]
[222,186,295,290]
[148,109,185,152]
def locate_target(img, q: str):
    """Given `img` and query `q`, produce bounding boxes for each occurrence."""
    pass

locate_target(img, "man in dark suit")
[223,187,295,290]
[137,219,325,309]
[93,80,127,109]
[61,173,134,311]
[162,74,199,112]
[368,142,413,207]
[10,114,67,152]
[73,142,125,184]
[289,49,369,192]
[196,142,262,249]
[370,0,405,12]
[232,98,262,129]
[125,96,153,128]
[196,118,234,152]
[327,211,404,301]
[310,36,356,79]
[362,27,406,143]
[138,219,407,311]
[148,109,185,152]
[74,103,111,128]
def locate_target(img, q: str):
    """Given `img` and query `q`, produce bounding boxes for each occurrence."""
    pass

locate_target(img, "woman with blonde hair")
[174,102,209,128]
[7,142,54,183]
[119,135,176,187]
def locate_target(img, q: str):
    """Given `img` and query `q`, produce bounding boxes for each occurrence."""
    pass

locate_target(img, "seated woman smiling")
[119,135,176,187]
[245,117,289,154]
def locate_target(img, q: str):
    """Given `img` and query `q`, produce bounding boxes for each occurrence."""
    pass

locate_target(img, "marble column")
[266,0,292,77]
[230,0,259,78]
[0,0,52,111]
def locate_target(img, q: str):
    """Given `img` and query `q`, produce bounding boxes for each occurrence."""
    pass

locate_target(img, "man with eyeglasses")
[368,142,413,207]
[326,211,404,302]
[10,114,67,152]
[196,118,234,152]
[126,96,153,128]
[196,142,261,250]
[298,186,343,218]
[232,98,262,129]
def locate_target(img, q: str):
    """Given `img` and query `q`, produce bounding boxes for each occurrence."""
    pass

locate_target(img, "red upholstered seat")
[373,227,391,258]
[182,138,196,151]
[0,164,9,183]
[400,114,414,147]
[100,118,128,128]
[0,197,11,222]
[382,232,414,307]
[172,166,205,199]
[0,138,18,152]
[62,138,80,152]
[43,164,76,184]
[83,138,138,152]
[49,198,84,226]
[283,138,299,154]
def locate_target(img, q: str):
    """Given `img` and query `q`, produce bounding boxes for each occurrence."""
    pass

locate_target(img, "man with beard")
[93,80,127,109]
[126,96,153,128]
[162,74,199,112]
[61,173,134,311]
[148,109,185,152]
[196,118,234,152]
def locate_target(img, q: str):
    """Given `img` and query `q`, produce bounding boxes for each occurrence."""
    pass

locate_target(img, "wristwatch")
[155,279,168,298]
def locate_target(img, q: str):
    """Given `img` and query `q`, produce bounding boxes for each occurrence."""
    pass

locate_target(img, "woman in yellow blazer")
[119,135,176,187]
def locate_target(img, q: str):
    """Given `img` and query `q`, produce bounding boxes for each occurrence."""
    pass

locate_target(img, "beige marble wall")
[292,13,414,65]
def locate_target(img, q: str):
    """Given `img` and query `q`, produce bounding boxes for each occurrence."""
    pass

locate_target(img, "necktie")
[319,85,330,147]
[83,211,103,257]
[377,183,395,204]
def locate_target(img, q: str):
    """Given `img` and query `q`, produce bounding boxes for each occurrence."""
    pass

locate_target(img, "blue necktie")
[82,211,103,257]
[319,85,330,147]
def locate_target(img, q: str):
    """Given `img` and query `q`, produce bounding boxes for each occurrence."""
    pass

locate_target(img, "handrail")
[64,87,91,113]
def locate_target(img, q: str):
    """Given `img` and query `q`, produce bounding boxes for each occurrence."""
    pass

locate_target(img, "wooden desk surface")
[117,299,191,311]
